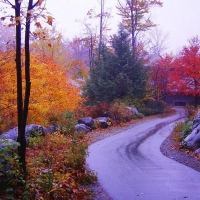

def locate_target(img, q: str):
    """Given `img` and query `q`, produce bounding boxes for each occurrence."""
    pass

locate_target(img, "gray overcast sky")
[46,0,200,54]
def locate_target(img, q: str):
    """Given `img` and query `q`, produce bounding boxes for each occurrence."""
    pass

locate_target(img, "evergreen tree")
[84,28,148,104]
[84,44,116,104]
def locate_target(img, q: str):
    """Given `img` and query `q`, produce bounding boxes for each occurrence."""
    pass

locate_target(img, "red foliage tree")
[169,37,200,107]
[150,54,174,100]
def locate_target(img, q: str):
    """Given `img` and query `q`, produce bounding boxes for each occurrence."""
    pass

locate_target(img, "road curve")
[86,109,200,200]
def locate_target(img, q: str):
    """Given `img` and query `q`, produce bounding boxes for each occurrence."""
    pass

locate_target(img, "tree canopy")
[168,37,200,106]
[0,53,83,132]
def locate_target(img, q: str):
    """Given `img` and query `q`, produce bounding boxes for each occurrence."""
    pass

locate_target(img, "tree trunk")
[89,35,93,70]
[24,0,32,129]
[15,0,33,176]
[127,0,137,59]
[130,0,135,50]
[15,0,27,175]
[99,0,104,57]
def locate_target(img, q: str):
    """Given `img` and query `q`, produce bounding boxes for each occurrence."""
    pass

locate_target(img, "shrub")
[25,132,95,199]
[136,112,144,119]
[47,111,76,135]
[92,102,111,118]
[75,102,110,119]
[138,100,167,116]
[120,97,144,109]
[0,140,24,199]
[75,105,95,119]
[185,105,196,120]
[179,121,192,141]
[110,101,132,123]
[173,121,192,142]
[0,127,95,199]
[63,111,77,135]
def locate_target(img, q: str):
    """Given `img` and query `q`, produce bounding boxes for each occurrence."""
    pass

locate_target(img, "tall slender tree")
[117,0,162,54]
[0,0,52,175]
[77,20,97,69]
[84,0,111,57]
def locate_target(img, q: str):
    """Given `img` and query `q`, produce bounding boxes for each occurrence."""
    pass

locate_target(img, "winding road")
[86,109,200,200]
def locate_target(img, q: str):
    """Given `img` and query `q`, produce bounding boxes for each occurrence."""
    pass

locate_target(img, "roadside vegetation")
[0,131,96,199]
[172,106,196,143]
[0,102,170,199]
[1,0,200,199]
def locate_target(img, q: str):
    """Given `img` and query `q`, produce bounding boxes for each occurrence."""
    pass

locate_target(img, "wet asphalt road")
[86,109,200,200]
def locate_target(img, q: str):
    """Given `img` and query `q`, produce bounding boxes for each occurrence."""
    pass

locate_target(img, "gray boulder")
[103,111,115,119]
[0,139,16,149]
[95,117,111,129]
[195,123,200,132]
[75,124,91,134]
[195,148,200,154]
[125,107,139,115]
[183,128,200,150]
[0,124,47,142]
[192,109,200,129]
[181,109,200,150]
[45,125,56,133]
[0,127,18,141]
[78,117,94,129]
[187,121,193,126]
[192,118,200,129]
[25,124,47,137]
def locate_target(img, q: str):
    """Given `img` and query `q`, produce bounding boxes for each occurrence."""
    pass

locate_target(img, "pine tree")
[84,28,148,104]
[84,44,115,104]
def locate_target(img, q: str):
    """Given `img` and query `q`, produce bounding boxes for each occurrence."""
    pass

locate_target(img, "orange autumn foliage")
[0,53,83,132]
[0,51,17,131]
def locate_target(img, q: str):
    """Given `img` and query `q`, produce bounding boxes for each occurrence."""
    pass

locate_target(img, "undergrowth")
[0,132,96,199]
[0,101,176,199]
[172,105,196,142]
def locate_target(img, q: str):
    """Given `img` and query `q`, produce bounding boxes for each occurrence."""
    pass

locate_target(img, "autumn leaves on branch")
[151,37,200,105]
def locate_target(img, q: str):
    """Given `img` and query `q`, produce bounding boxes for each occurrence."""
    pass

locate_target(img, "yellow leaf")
[47,16,53,26]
